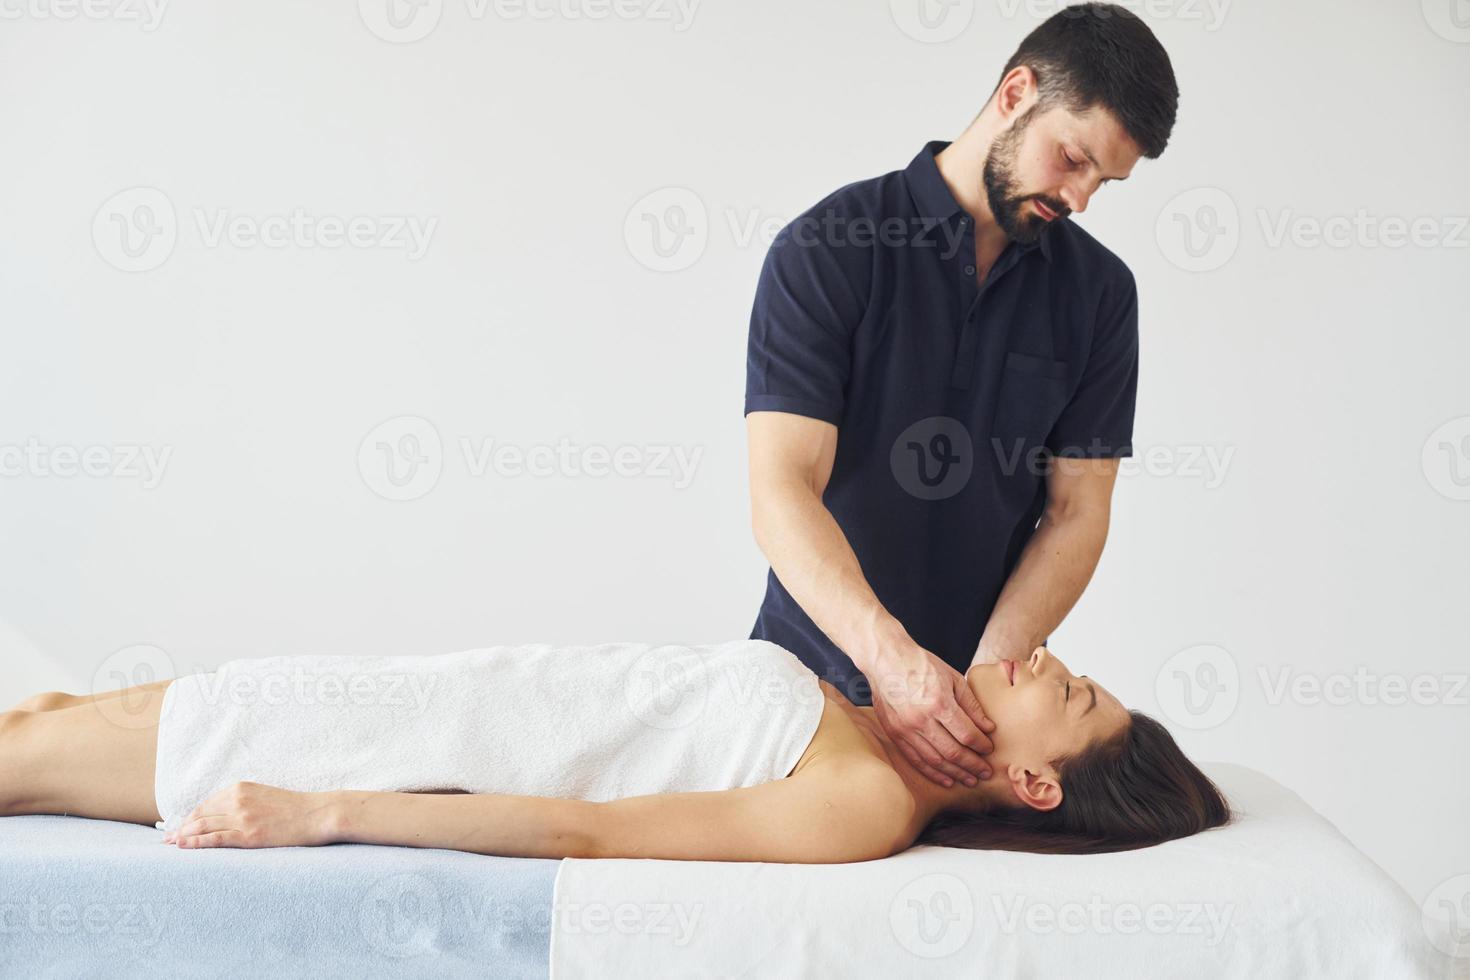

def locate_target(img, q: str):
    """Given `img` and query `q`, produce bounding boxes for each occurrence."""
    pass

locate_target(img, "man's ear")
[1006,763,1063,812]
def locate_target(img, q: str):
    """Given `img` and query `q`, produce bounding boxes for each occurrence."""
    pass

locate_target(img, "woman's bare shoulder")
[792,681,912,803]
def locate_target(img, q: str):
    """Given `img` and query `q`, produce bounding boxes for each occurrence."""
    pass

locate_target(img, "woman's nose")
[1029,646,1049,672]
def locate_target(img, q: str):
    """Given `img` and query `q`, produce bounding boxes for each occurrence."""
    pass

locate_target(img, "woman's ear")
[1006,763,1063,812]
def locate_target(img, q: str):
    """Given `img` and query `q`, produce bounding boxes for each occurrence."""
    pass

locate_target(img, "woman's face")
[966,646,1131,810]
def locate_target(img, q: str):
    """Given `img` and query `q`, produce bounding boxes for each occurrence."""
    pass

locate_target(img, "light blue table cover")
[0,814,558,978]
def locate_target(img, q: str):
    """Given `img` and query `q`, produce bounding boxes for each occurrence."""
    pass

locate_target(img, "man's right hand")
[866,643,996,787]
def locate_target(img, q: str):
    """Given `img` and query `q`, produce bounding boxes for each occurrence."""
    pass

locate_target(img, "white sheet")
[549,762,1462,978]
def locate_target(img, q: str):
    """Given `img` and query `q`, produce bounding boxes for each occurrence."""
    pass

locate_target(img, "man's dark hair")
[992,2,1180,159]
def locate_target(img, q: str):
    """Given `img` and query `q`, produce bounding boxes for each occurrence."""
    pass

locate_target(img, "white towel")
[153,639,824,834]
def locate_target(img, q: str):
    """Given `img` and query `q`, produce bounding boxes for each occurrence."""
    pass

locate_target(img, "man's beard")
[982,107,1067,245]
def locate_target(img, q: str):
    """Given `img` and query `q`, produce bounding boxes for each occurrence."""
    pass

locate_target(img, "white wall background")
[1,0,1466,912]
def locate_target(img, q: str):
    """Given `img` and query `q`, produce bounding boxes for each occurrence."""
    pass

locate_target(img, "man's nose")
[1059,184,1090,215]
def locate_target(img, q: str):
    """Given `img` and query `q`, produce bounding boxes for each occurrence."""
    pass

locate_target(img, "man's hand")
[867,644,996,787]
[162,781,338,849]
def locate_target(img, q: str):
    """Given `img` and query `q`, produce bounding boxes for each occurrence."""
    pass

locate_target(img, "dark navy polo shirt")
[745,139,1139,706]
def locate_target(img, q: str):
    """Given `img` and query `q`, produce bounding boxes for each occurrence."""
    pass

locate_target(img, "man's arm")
[742,220,993,788]
[745,411,910,676]
[747,410,995,788]
[978,264,1140,666]
[973,456,1120,666]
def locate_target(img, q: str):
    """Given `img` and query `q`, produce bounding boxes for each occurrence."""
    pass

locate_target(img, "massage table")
[2,763,1460,977]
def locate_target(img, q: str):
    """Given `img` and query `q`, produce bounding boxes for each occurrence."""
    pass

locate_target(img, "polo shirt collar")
[906,139,1054,261]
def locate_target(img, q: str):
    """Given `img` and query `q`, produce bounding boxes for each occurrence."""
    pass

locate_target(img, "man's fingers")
[953,671,996,735]
[938,678,996,775]
[898,743,955,789]
[893,739,946,785]
[926,720,992,781]
[940,705,999,758]
[904,730,986,785]
[898,733,963,787]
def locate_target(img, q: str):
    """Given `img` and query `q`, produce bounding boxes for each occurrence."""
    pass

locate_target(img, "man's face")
[982,102,1141,244]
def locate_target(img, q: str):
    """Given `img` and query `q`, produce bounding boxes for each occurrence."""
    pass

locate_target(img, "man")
[744,3,1177,789]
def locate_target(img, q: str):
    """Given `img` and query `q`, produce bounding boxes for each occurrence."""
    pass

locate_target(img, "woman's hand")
[163,781,338,849]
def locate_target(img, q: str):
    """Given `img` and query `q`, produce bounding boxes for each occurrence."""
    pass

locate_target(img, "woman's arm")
[165,761,914,864]
[344,759,911,862]
[331,787,598,859]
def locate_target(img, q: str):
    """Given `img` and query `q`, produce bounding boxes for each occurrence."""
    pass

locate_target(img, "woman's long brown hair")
[914,711,1232,854]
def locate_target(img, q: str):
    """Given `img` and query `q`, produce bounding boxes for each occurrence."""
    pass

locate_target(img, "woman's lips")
[1004,660,1016,685]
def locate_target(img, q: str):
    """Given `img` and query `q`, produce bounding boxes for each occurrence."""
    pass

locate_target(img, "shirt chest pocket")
[990,351,1072,451]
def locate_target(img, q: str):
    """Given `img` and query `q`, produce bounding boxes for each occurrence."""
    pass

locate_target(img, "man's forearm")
[328,789,597,859]
[974,505,1110,665]
[752,479,908,674]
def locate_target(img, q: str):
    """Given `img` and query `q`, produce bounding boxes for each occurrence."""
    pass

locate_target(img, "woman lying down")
[3,640,1231,861]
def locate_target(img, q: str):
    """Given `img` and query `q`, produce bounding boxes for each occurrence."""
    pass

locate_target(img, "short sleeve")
[743,216,866,427]
[1046,267,1139,458]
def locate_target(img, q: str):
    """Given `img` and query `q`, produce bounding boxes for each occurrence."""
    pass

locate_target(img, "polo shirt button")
[964,264,976,276]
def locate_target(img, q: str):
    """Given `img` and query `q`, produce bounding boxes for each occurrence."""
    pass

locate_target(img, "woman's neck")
[843,702,1005,827]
